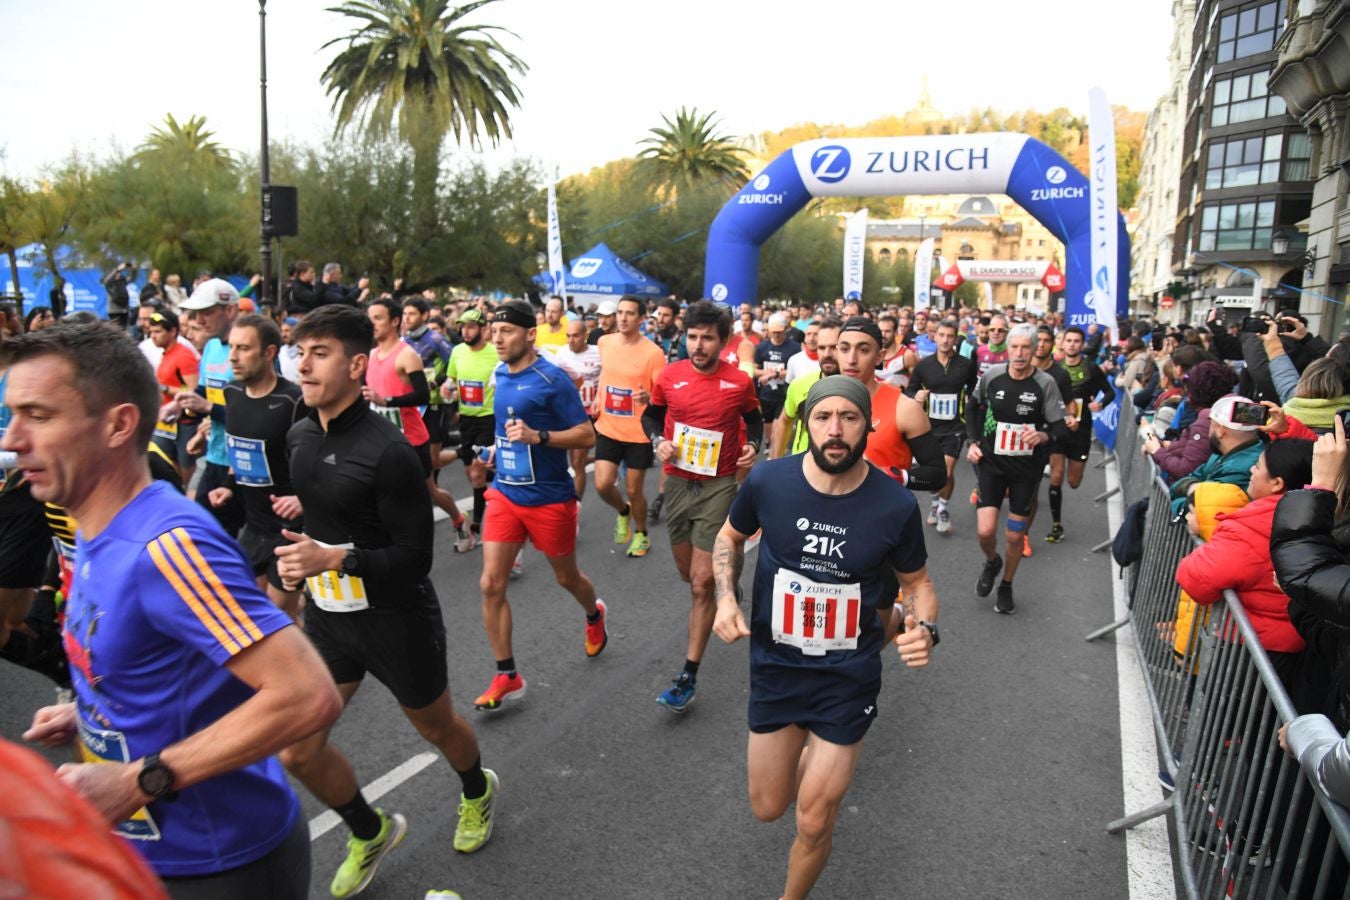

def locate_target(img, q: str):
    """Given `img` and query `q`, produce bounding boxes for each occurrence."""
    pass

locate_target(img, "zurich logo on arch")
[571,258,602,278]
[810,145,851,183]
[753,174,771,191]
[1045,165,1067,185]
[711,283,729,302]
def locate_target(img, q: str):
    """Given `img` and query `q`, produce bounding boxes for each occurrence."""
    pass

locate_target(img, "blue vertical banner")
[1087,87,1120,334]
[547,182,567,299]
[1092,395,1120,452]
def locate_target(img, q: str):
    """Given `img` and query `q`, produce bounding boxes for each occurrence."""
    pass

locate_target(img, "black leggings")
[162,812,310,900]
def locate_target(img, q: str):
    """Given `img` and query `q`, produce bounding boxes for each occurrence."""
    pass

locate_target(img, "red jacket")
[1175,493,1305,653]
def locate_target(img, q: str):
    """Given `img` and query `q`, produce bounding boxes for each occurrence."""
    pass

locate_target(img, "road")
[1,455,1145,900]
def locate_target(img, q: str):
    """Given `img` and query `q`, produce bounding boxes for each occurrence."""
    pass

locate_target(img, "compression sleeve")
[743,408,764,448]
[358,442,435,582]
[967,377,986,442]
[642,402,667,442]
[902,430,947,492]
[386,369,430,407]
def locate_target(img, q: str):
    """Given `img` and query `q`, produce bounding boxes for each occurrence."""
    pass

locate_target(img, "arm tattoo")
[712,534,745,603]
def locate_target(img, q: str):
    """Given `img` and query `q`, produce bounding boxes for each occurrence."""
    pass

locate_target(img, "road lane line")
[308,752,441,841]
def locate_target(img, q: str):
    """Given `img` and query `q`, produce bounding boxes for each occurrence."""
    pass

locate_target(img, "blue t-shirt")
[492,356,590,506]
[65,481,297,877]
[199,337,235,466]
[728,458,927,684]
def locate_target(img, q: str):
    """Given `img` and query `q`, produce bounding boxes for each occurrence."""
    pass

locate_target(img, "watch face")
[139,763,174,796]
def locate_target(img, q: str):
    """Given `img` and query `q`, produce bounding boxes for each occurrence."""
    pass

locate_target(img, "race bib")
[304,539,369,613]
[226,434,274,487]
[494,434,535,485]
[765,361,786,386]
[580,380,598,407]
[928,393,958,421]
[994,421,1035,456]
[77,718,161,840]
[154,418,179,440]
[204,378,227,407]
[369,403,403,428]
[771,569,862,656]
[459,380,485,409]
[604,385,635,417]
[1069,398,1084,418]
[672,421,722,477]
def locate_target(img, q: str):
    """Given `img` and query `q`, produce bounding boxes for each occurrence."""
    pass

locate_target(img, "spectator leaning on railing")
[1166,395,1267,515]
[1143,360,1238,482]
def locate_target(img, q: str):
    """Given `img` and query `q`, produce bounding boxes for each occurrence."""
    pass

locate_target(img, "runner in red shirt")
[149,309,200,485]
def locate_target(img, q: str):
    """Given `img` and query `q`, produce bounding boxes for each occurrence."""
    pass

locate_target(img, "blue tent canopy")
[532,242,667,298]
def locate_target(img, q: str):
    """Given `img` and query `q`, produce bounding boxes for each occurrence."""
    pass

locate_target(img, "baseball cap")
[596,300,617,316]
[180,278,240,310]
[1210,395,1261,431]
[457,308,486,325]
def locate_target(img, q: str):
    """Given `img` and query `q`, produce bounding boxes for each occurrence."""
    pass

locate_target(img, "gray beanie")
[803,375,873,430]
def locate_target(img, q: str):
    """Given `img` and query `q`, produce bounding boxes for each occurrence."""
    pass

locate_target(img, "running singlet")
[223,381,307,531]
[63,481,296,876]
[728,458,925,680]
[906,353,977,435]
[447,342,499,418]
[491,357,591,506]
[554,344,602,408]
[199,338,234,467]
[862,381,912,479]
[650,359,758,480]
[365,344,430,446]
[969,364,1067,479]
[974,344,1008,380]
[594,333,665,444]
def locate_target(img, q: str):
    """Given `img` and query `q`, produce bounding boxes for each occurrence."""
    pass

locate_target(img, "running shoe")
[510,549,523,579]
[626,532,651,557]
[1021,535,1033,558]
[453,769,499,854]
[927,499,939,526]
[1045,523,1065,543]
[935,507,952,535]
[656,672,696,713]
[453,525,479,553]
[969,488,980,506]
[613,511,631,544]
[976,554,1002,597]
[330,808,407,898]
[995,582,1016,614]
[474,673,527,711]
[650,492,664,524]
[585,600,608,658]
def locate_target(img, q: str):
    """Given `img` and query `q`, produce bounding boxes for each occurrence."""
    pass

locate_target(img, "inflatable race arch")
[703,134,1130,328]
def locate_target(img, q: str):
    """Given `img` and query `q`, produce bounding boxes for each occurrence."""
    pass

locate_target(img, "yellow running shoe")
[613,511,631,543]
[453,769,500,853]
[626,532,650,558]
[330,808,407,898]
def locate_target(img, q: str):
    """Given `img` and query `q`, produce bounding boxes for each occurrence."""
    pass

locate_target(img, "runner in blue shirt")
[6,322,338,897]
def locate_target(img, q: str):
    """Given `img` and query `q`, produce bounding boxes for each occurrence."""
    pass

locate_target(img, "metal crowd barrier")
[1088,395,1350,899]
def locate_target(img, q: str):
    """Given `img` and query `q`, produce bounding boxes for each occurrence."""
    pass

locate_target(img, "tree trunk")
[407,100,445,281]
[4,247,21,317]
[43,243,66,319]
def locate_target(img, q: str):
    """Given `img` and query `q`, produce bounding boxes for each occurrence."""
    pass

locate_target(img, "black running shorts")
[934,430,965,460]
[594,431,654,469]
[976,463,1041,518]
[1050,429,1092,463]
[749,664,880,746]
[457,415,497,464]
[237,524,288,591]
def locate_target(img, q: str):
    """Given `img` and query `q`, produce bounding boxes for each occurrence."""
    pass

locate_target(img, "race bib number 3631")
[771,570,861,656]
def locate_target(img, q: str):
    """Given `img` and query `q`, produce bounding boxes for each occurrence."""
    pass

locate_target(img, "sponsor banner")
[913,237,935,311]
[547,183,567,298]
[842,209,868,300]
[1092,394,1120,453]
[790,134,1027,198]
[956,259,1050,282]
[1088,87,1119,332]
[705,152,813,307]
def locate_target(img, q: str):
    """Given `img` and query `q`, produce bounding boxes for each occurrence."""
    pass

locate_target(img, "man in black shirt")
[205,315,308,617]
[1043,325,1114,542]
[905,318,978,535]
[273,306,498,897]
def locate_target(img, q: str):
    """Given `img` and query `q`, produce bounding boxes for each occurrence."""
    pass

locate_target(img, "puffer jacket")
[1172,482,1250,667]
[1177,492,1305,653]
[1153,408,1213,481]
[1271,489,1350,730]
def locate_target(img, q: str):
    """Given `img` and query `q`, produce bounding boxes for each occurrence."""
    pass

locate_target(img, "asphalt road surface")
[1,455,1140,900]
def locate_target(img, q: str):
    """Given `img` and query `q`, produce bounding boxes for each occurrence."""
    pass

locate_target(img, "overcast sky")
[1,0,1177,180]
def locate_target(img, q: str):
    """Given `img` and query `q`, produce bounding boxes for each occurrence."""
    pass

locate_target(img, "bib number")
[994,421,1035,456]
[604,385,634,417]
[154,418,179,440]
[77,718,161,840]
[304,540,370,613]
[672,421,722,477]
[771,570,861,656]
[369,403,403,428]
[494,434,535,485]
[226,434,274,487]
[459,380,485,409]
[927,393,958,421]
[204,381,227,407]
[1069,398,1084,418]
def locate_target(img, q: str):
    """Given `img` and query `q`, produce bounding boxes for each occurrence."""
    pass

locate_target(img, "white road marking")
[308,752,440,841]
[1104,458,1176,900]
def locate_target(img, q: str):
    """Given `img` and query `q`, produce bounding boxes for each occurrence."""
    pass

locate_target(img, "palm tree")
[135,114,233,171]
[637,107,750,196]
[321,0,526,249]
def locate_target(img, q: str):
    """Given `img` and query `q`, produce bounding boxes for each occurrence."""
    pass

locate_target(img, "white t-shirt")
[784,350,820,384]
[553,344,603,407]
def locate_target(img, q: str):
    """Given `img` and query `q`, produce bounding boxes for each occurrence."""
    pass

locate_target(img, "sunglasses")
[989,327,1007,333]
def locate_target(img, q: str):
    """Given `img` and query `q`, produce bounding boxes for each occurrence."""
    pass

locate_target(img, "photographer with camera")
[1212,307,1330,404]
[100,261,137,330]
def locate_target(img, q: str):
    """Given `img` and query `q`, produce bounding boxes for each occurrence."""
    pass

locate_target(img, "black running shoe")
[649,492,664,525]
[994,582,1015,614]
[1045,523,1065,543]
[976,554,1002,597]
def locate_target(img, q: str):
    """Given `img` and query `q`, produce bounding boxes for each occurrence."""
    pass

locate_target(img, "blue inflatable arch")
[703,134,1130,328]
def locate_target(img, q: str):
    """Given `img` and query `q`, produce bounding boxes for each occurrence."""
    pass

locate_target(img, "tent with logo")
[532,242,667,306]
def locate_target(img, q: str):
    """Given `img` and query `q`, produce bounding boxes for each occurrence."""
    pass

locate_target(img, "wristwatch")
[137,753,179,802]
[917,619,940,647]
[538,429,551,446]
[341,549,360,577]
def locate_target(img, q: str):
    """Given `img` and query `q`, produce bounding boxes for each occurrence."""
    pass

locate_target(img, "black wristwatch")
[138,753,179,802]
[341,549,360,577]
[917,619,940,647]
[537,429,551,446]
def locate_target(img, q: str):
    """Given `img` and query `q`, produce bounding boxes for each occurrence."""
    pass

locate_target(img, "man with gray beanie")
[712,374,938,900]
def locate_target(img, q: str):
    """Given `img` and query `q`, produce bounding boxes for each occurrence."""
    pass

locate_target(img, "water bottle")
[0,451,16,469]
[473,445,493,463]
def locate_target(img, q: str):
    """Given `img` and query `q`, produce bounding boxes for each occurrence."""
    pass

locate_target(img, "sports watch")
[137,753,179,802]
[917,619,940,646]
[538,429,551,446]
[342,549,360,576]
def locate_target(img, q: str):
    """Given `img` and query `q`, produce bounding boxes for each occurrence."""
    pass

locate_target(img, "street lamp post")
[258,0,273,308]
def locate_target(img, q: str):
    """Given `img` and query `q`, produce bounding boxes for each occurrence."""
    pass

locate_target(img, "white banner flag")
[1088,87,1118,332]
[913,237,935,312]
[547,182,567,299]
[842,208,868,301]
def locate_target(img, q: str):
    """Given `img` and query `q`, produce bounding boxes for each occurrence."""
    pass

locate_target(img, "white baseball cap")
[596,300,618,316]
[180,278,240,310]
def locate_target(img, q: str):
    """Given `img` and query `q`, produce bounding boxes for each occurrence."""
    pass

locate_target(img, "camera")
[1241,314,1273,334]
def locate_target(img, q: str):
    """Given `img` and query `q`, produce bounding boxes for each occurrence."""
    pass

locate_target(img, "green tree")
[27,157,93,308]
[637,107,750,195]
[136,114,234,172]
[0,176,32,312]
[321,0,527,272]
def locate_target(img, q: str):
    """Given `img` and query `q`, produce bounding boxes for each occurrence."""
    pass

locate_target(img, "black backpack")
[1112,496,1149,568]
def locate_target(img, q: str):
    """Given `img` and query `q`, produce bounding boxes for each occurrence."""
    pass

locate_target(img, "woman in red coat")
[1176,438,1315,700]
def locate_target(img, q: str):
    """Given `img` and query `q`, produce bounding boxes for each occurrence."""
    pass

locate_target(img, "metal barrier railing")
[1089,394,1350,899]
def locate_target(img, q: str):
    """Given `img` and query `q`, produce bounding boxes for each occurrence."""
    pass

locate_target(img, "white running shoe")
[510,549,524,579]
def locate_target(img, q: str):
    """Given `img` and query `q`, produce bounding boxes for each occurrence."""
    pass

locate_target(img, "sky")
[0,0,1177,181]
